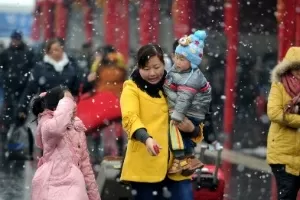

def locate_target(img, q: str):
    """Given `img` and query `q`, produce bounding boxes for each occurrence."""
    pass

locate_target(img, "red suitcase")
[192,146,225,200]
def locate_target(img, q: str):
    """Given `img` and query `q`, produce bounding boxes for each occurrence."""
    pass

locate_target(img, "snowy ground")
[0,142,271,200]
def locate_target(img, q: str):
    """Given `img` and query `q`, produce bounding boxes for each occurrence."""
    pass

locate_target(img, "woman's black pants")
[271,164,300,200]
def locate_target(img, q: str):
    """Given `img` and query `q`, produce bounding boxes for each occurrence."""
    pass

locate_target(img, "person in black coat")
[0,30,34,132]
[12,38,90,159]
[16,38,88,122]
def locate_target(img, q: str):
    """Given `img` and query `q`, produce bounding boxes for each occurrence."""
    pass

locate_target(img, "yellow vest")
[120,80,203,182]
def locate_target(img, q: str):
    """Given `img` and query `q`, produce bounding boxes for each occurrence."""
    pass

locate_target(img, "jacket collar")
[43,53,69,73]
[131,69,166,98]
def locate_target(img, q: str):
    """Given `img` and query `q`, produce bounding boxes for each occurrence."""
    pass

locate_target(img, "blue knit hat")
[175,30,207,69]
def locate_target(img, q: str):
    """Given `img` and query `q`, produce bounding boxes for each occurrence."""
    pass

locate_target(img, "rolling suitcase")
[193,145,225,200]
[97,156,133,200]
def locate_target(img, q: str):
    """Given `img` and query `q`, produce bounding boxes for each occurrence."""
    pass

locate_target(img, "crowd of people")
[0,29,217,200]
[1,28,299,199]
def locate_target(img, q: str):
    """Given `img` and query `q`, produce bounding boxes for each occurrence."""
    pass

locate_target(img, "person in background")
[0,41,4,53]
[0,30,35,156]
[0,30,34,130]
[16,38,88,122]
[79,50,127,163]
[31,85,100,200]
[78,42,93,71]
[14,38,89,161]
[0,40,5,114]
[120,44,203,200]
[267,47,300,199]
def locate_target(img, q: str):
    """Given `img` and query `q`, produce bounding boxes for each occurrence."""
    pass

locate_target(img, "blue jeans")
[131,178,193,200]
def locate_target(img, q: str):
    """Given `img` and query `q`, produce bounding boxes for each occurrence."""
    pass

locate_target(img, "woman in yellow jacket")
[120,44,203,200]
[267,47,300,200]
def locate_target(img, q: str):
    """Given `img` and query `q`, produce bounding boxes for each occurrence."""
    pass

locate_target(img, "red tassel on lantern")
[42,0,54,40]
[82,0,93,43]
[31,0,42,41]
[116,0,129,61]
[281,0,296,57]
[103,0,117,46]
[151,0,159,44]
[172,0,191,39]
[139,0,160,45]
[295,0,300,46]
[54,0,68,40]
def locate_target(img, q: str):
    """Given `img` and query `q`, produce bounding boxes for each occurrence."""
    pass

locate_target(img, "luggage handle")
[198,143,223,185]
[213,146,223,185]
[200,144,208,161]
[196,144,209,183]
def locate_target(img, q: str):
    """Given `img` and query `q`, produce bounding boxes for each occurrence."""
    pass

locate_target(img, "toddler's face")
[174,54,191,72]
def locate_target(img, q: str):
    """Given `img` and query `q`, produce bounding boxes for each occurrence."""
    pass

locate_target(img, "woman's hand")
[145,137,162,156]
[172,117,195,133]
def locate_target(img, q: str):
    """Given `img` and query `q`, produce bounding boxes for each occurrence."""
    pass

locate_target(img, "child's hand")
[171,120,180,126]
[175,117,195,133]
[64,91,74,100]
[145,137,162,156]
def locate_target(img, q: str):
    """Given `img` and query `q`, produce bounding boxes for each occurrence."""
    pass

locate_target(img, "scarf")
[43,53,69,73]
[131,69,166,98]
[281,72,300,114]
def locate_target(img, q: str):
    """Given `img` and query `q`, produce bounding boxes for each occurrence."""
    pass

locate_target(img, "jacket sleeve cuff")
[133,128,150,144]
[188,126,200,138]
[171,110,185,122]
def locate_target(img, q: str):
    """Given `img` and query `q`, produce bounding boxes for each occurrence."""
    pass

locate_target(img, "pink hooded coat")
[31,97,100,200]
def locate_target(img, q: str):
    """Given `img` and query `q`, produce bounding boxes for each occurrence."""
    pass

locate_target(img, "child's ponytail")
[32,96,45,117]
[31,85,69,117]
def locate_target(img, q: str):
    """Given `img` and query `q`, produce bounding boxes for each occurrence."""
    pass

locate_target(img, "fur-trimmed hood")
[271,47,300,82]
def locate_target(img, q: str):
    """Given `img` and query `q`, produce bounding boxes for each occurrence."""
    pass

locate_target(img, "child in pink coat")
[31,86,100,200]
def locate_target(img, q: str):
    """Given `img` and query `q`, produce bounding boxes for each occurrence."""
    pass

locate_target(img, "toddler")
[164,30,212,176]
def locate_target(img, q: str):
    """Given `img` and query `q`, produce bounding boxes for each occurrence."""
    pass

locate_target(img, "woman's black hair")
[137,44,165,69]
[44,38,63,54]
[31,85,69,117]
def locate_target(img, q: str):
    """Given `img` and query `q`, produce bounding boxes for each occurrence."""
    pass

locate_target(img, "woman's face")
[291,69,300,79]
[139,56,165,84]
[48,42,64,61]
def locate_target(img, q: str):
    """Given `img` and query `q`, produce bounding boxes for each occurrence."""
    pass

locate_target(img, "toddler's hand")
[171,120,181,126]
[145,137,162,156]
